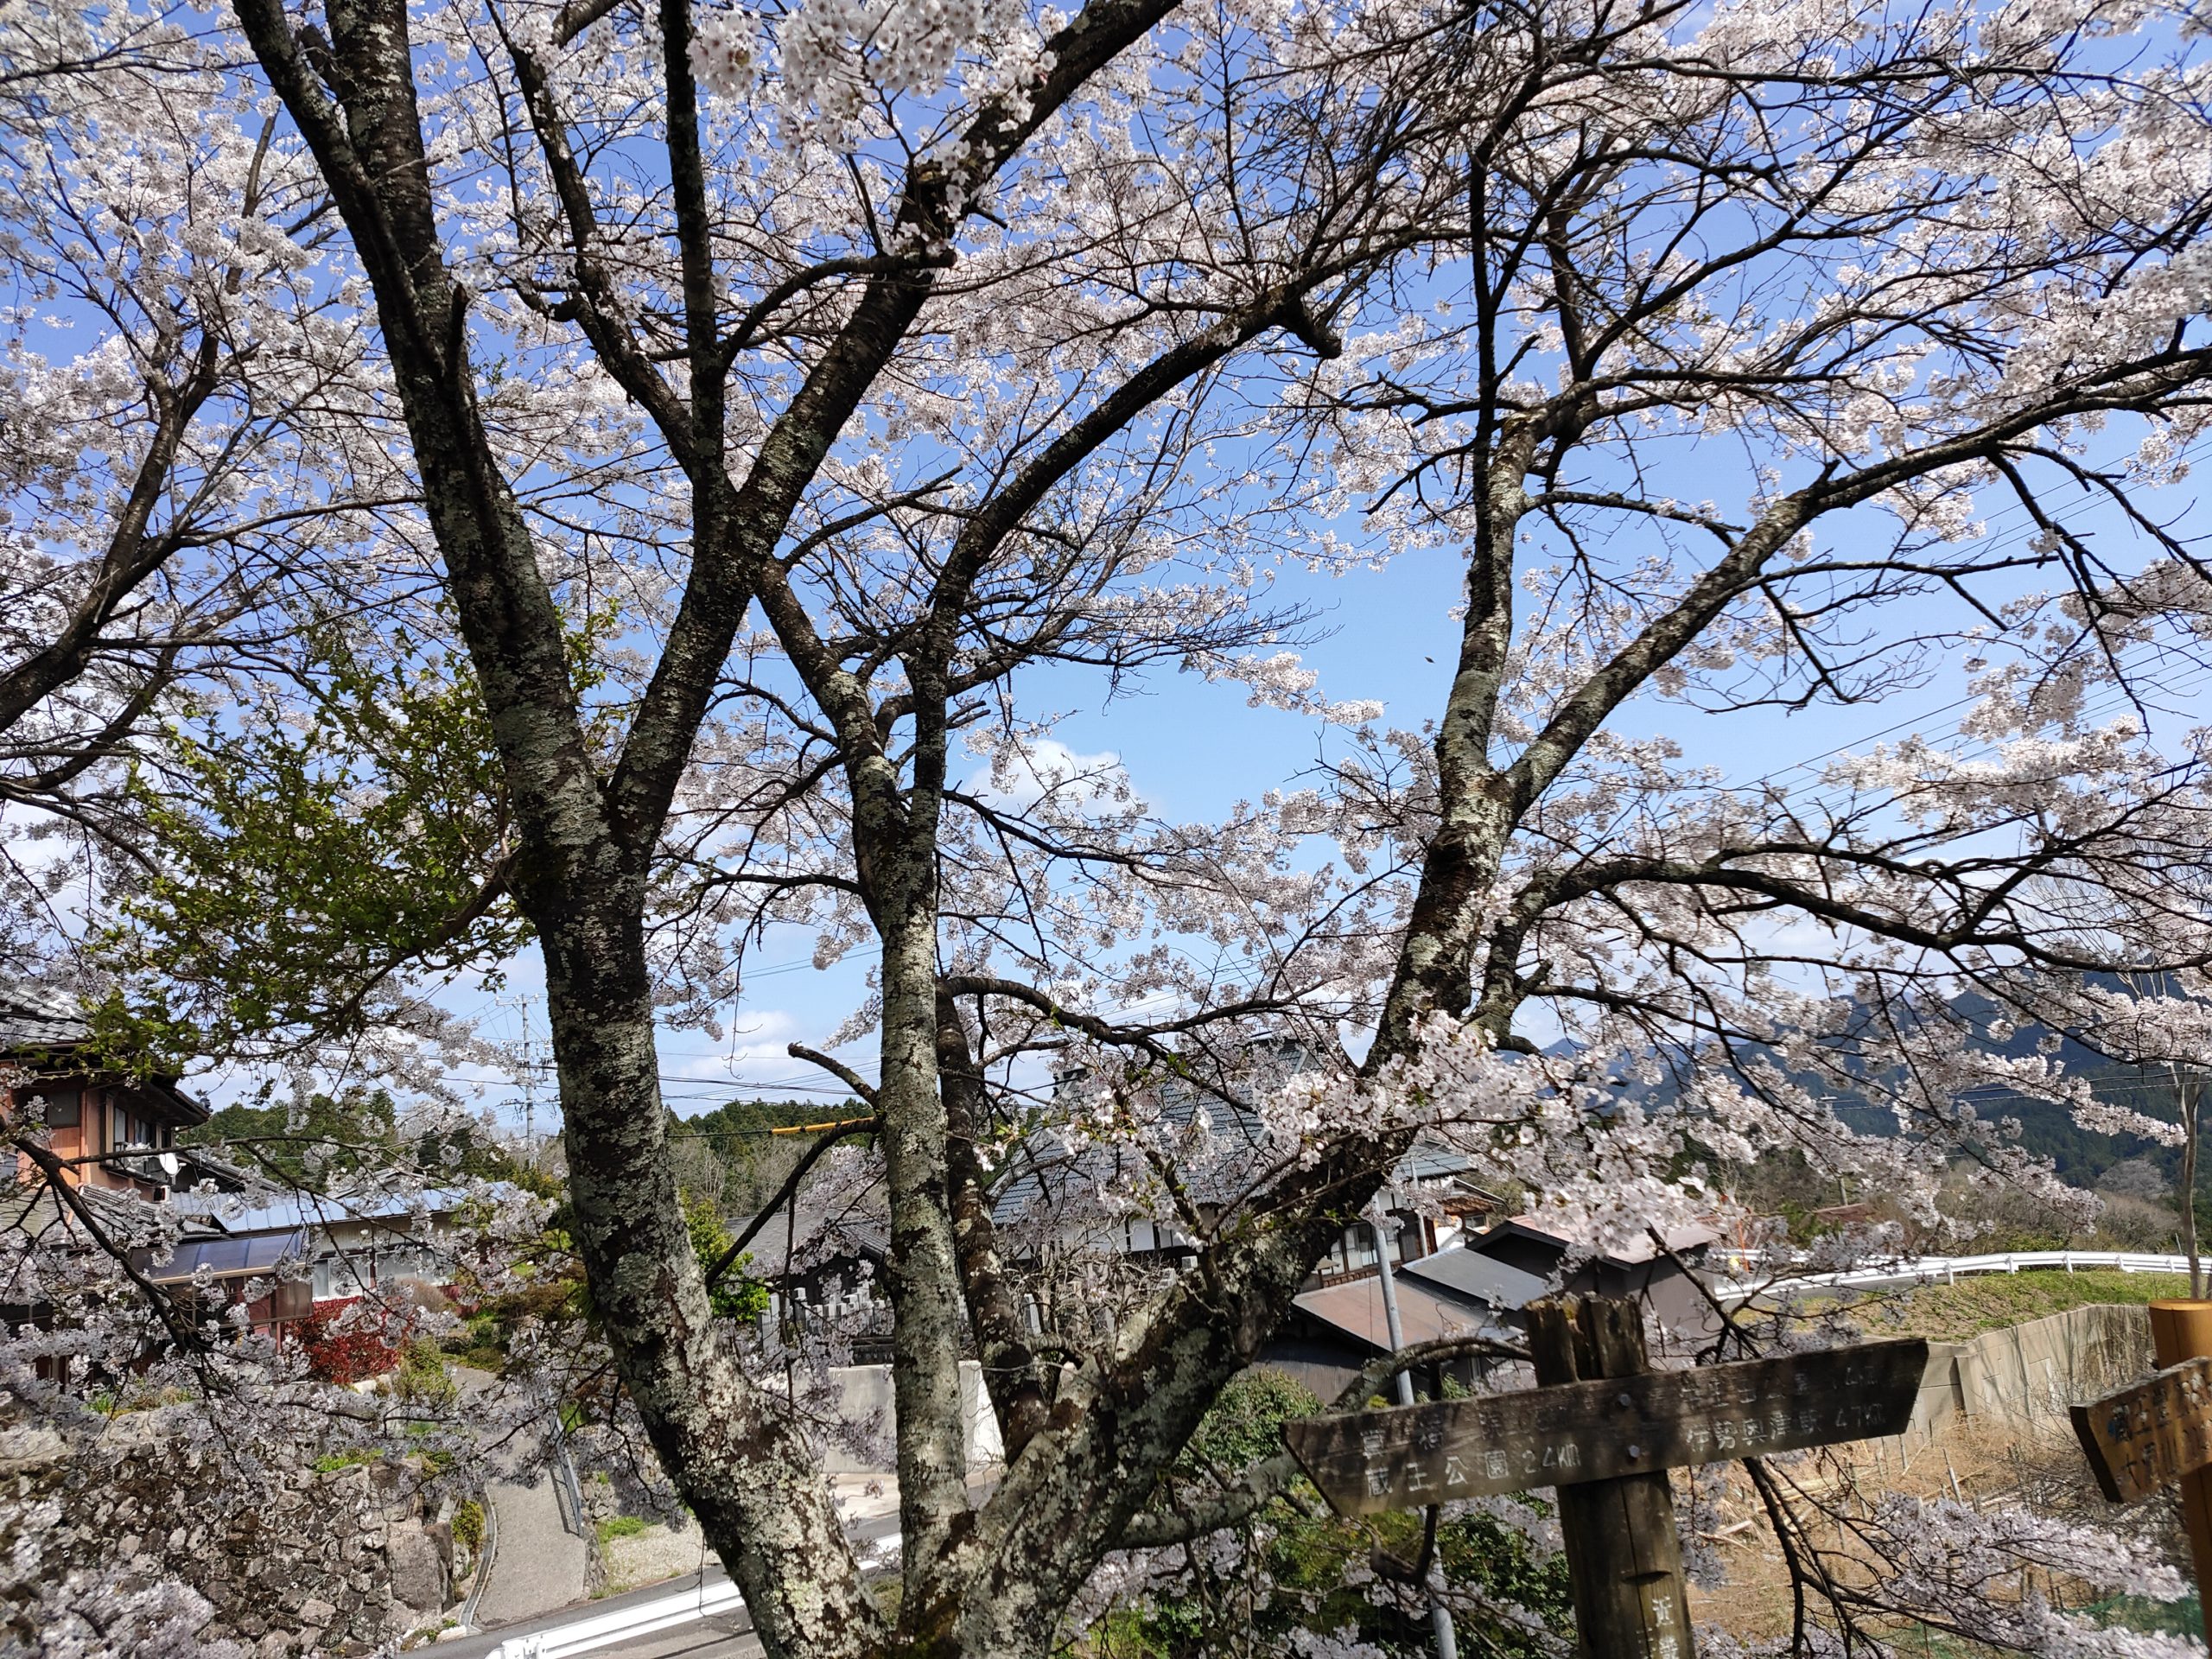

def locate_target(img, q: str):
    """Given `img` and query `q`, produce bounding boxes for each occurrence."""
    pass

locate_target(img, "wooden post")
[2148,1300,2212,1606]
[1526,1295,1695,1659]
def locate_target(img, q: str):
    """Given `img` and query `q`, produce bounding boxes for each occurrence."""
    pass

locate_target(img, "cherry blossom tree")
[12,0,2212,1652]
[0,8,409,854]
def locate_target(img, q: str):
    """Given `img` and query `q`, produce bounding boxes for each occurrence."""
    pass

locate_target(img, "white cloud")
[962,737,1127,813]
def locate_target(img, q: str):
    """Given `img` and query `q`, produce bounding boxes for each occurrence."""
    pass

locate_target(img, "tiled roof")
[732,1199,891,1278]
[1480,1215,1723,1268]
[0,1178,170,1246]
[0,982,91,1052]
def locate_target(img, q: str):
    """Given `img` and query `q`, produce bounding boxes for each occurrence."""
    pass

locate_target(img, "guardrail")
[487,1577,747,1659]
[455,1488,498,1636]
[1710,1248,2201,1304]
[548,1417,587,1542]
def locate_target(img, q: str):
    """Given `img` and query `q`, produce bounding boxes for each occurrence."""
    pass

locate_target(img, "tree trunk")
[2181,1070,2202,1299]
[1527,1296,1697,1659]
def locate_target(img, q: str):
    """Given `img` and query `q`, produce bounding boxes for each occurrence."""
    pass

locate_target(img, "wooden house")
[1,982,212,1201]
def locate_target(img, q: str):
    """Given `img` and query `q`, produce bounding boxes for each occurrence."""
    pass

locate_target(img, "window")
[38,1090,79,1128]
[1344,1222,1379,1270]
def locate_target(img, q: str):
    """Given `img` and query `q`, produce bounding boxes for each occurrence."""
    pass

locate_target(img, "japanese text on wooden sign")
[2071,1353,2212,1505]
[1283,1337,1930,1515]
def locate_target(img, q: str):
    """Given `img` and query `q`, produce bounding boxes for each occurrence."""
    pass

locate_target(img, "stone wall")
[0,1408,461,1656]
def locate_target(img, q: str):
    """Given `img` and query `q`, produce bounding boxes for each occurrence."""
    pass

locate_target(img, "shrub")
[396,1338,458,1406]
[297,1312,399,1386]
[1116,1366,1573,1657]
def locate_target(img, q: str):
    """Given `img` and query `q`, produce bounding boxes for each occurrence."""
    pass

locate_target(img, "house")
[1,982,216,1202]
[731,1192,894,1357]
[1401,1214,1725,1339]
[988,1059,1503,1287]
[160,1185,482,1310]
[137,1227,315,1337]
[1264,1213,1724,1398]
[1268,1270,1517,1402]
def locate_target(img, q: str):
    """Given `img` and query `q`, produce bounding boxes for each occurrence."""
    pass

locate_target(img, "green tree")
[181,1089,401,1186]
[93,618,525,1061]
[683,1190,770,1323]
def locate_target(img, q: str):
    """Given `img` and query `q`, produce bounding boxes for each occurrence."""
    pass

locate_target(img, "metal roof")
[1400,1246,1553,1311]
[138,1230,308,1283]
[172,1184,493,1236]
[1290,1274,1513,1356]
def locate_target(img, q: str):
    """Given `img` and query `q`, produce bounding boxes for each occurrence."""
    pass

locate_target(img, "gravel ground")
[595,1471,964,1597]
[602,1522,715,1597]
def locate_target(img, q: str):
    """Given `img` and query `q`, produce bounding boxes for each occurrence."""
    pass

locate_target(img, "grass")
[453,1497,485,1552]
[596,1514,648,1548]
[1868,1268,2198,1341]
[311,1446,381,1475]
[2087,1592,2203,1637]
[1895,1593,2201,1656]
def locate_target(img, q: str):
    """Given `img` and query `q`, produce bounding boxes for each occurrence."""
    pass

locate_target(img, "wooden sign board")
[2070,1353,2212,1504]
[1284,1337,1929,1516]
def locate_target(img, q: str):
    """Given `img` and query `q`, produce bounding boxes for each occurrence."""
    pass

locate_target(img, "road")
[470,1439,592,1628]
[436,1504,903,1659]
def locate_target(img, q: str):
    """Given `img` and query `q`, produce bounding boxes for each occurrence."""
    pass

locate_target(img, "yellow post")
[2147,1300,2212,1613]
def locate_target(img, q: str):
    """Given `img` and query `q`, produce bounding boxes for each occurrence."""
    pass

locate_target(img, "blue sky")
[416,425,2212,1135]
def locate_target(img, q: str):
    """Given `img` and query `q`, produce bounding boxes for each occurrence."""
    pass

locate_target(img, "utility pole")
[1371,1199,1459,1659]
[501,994,538,1153]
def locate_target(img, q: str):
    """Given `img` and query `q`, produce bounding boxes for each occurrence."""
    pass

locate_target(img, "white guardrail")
[486,1576,747,1659]
[1709,1248,2201,1304]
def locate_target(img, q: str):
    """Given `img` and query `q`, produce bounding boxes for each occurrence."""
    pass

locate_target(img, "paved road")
[440,1505,901,1659]
[435,1570,756,1659]
[578,1617,759,1659]
[470,1435,592,1629]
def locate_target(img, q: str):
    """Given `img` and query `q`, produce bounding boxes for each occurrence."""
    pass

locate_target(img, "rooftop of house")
[1289,1272,1516,1357]
[172,1183,499,1238]
[732,1198,892,1278]
[0,1174,156,1239]
[0,981,92,1052]
[1399,1245,1554,1311]
[1473,1214,1724,1268]
[990,1060,1486,1230]
[139,1229,309,1286]
[0,981,210,1126]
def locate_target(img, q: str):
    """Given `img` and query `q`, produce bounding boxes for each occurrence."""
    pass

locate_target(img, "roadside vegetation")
[1862,1269,2195,1342]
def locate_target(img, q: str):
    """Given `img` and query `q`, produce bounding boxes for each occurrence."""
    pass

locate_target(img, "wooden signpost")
[2069,1299,2212,1611]
[1282,1295,1930,1659]
[2069,1352,2212,1505]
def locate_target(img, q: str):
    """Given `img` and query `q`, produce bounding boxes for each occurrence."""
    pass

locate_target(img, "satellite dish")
[158,1153,180,1177]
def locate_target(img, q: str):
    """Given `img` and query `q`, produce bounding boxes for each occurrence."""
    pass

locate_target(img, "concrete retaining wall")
[817,1359,1005,1473]
[1904,1302,2153,1443]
